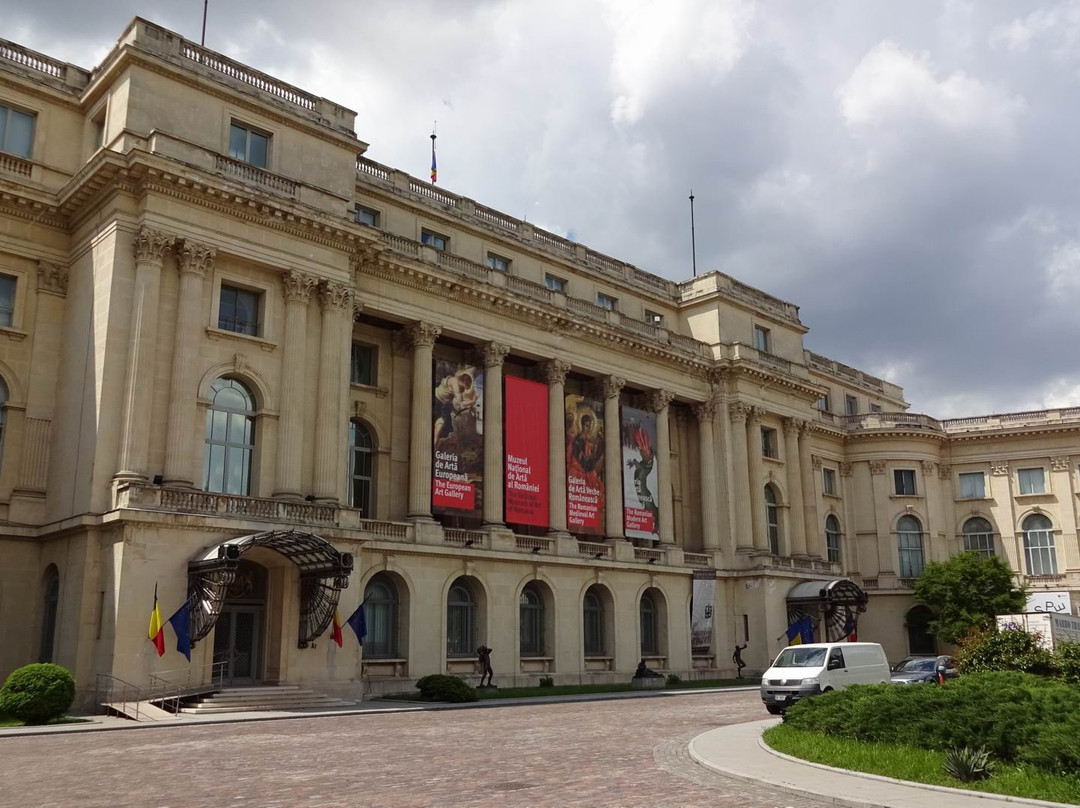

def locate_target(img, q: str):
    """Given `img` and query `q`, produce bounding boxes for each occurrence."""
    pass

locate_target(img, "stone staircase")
[178,685,356,715]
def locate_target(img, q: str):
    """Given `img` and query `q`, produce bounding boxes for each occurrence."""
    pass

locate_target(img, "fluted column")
[799,421,820,557]
[271,270,318,498]
[602,375,625,539]
[544,359,571,535]
[649,390,676,544]
[747,406,767,551]
[693,400,720,550]
[783,417,808,556]
[406,322,441,519]
[163,241,216,487]
[481,341,509,525]
[116,226,174,481]
[727,403,753,549]
[312,280,353,503]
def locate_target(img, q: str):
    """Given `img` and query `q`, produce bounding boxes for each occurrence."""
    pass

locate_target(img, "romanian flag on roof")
[332,609,344,648]
[430,132,437,184]
[148,584,165,657]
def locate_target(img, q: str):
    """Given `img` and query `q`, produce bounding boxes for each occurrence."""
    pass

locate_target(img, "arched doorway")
[906,605,936,655]
[212,560,267,685]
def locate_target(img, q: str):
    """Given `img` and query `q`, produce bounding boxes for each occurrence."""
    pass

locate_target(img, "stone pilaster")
[116,226,174,482]
[271,270,318,498]
[799,422,820,557]
[783,417,807,556]
[728,402,753,549]
[601,375,625,539]
[406,322,441,519]
[747,406,767,551]
[544,359,571,535]
[312,280,353,503]
[693,399,720,551]
[648,390,676,544]
[163,241,216,486]
[481,341,509,526]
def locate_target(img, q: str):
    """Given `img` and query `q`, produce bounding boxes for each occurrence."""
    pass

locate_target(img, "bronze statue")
[634,658,662,678]
[477,645,494,687]
[732,643,747,678]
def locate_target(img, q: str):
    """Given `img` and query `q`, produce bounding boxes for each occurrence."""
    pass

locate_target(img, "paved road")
[0,690,828,808]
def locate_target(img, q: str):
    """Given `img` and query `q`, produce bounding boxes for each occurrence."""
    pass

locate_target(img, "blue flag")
[168,601,192,662]
[346,601,367,645]
[785,615,814,646]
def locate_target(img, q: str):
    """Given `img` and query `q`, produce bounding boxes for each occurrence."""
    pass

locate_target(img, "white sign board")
[1024,591,1073,615]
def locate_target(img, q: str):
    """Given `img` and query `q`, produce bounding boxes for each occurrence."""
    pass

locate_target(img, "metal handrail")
[148,660,229,712]
[94,673,147,720]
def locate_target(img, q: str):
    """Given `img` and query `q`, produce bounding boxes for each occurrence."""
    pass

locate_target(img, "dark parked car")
[890,655,957,684]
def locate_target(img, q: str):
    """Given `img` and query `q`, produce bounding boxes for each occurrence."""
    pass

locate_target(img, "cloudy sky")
[7,1,1080,417]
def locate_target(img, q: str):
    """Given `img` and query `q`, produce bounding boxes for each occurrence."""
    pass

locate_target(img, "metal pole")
[689,191,698,278]
[201,0,208,46]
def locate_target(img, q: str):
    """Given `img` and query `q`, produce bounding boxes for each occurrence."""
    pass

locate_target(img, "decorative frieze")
[991,460,1009,477]
[938,464,952,479]
[869,460,887,476]
[1051,456,1072,472]
[839,462,853,477]
[36,261,68,296]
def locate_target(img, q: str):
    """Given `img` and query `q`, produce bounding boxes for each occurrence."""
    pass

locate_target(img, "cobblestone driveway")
[0,690,829,808]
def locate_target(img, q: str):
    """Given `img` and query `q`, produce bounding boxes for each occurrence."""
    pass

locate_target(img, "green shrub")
[666,673,682,686]
[538,676,554,688]
[943,746,994,782]
[1054,642,1080,685]
[0,663,76,724]
[1018,718,1080,776]
[414,674,478,703]
[956,628,1056,676]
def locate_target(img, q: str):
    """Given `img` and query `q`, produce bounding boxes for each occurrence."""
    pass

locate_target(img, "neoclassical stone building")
[0,20,1076,704]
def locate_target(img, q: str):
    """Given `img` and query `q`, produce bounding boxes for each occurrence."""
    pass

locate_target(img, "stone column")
[481,341,509,526]
[116,226,174,481]
[271,270,318,498]
[747,407,768,551]
[162,241,216,487]
[693,400,720,550]
[648,390,676,544]
[312,280,353,503]
[783,417,807,557]
[728,402,753,550]
[799,422,820,557]
[544,359,571,535]
[602,375,625,540]
[406,322,441,519]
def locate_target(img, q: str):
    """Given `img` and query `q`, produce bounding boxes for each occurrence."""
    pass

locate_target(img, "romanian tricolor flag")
[332,608,344,648]
[429,131,437,184]
[148,584,165,657]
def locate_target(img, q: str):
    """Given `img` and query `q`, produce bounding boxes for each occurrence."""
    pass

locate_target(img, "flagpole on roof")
[201,0,209,46]
[689,190,697,278]
[430,122,438,185]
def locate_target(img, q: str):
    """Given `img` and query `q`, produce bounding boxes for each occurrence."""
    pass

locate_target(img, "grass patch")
[380,678,747,702]
[0,714,88,728]
[764,724,1080,805]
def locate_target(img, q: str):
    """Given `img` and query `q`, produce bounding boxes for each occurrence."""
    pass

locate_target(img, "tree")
[913,552,1026,645]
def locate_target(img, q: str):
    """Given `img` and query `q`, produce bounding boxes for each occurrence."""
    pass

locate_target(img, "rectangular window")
[1018,468,1046,495]
[0,274,15,327]
[894,469,917,496]
[218,284,261,336]
[870,403,882,413]
[228,122,269,168]
[354,206,380,227]
[823,468,837,496]
[761,427,778,459]
[597,292,617,311]
[0,104,36,159]
[544,274,566,292]
[644,309,663,326]
[845,395,859,416]
[350,342,377,386]
[816,394,830,412]
[959,472,986,499]
[485,252,510,272]
[753,325,770,353]
[421,229,448,251]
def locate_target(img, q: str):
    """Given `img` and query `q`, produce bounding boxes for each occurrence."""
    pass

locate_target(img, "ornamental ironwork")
[786,578,869,643]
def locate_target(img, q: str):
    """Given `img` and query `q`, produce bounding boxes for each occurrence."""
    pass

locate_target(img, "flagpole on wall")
[688,190,697,278]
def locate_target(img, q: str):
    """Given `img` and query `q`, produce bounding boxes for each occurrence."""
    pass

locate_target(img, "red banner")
[504,376,549,527]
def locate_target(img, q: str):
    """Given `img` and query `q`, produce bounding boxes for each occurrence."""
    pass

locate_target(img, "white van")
[760,642,890,714]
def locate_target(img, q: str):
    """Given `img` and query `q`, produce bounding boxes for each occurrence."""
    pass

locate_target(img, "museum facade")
[0,19,1077,705]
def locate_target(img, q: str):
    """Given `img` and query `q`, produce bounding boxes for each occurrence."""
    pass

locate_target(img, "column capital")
[282,270,318,304]
[747,405,766,423]
[601,375,625,400]
[36,260,68,296]
[728,401,751,423]
[319,280,354,312]
[783,416,804,435]
[647,390,675,413]
[707,367,728,388]
[177,241,216,280]
[693,399,717,422]
[133,226,174,264]
[405,321,441,349]
[839,461,853,477]
[800,418,815,436]
[811,455,823,470]
[482,341,510,369]
[542,358,571,386]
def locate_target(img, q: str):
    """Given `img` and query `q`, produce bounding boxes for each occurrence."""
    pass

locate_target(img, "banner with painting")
[504,376,549,527]
[564,394,605,535]
[691,569,717,651]
[621,405,659,541]
[432,358,483,517]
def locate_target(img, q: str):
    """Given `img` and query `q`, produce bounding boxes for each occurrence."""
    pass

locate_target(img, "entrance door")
[213,607,262,685]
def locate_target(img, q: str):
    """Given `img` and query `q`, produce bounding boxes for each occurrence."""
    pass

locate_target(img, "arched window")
[583,586,605,657]
[363,574,398,659]
[39,565,59,663]
[897,515,925,578]
[349,420,375,517]
[203,377,255,495]
[446,580,475,657]
[764,485,780,555]
[640,591,659,656]
[0,376,8,467]
[519,584,544,657]
[906,605,936,655]
[962,517,995,558]
[825,515,842,564]
[1023,514,1057,575]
